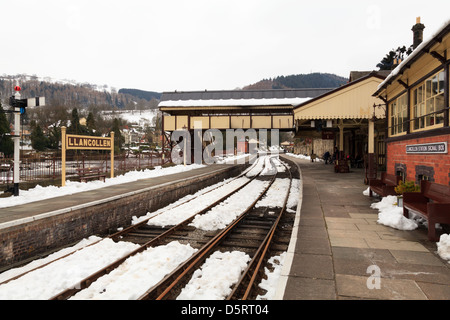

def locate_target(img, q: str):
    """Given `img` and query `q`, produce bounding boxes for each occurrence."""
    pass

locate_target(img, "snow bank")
[437,234,450,262]
[0,164,205,209]
[370,195,418,231]
[256,252,286,300]
[287,179,300,211]
[177,250,250,300]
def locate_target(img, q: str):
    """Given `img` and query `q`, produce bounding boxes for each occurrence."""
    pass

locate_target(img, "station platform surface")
[278,155,450,300]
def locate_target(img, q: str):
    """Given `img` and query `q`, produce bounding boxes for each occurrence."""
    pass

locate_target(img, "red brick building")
[374,18,450,186]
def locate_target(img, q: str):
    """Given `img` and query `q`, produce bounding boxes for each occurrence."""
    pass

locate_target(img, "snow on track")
[70,241,197,300]
[0,237,140,300]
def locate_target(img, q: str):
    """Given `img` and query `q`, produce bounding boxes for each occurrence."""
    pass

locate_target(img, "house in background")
[374,18,450,186]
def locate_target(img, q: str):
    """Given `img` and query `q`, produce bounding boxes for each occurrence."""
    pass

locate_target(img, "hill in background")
[118,88,161,101]
[243,73,348,90]
[0,74,159,110]
[1,72,348,111]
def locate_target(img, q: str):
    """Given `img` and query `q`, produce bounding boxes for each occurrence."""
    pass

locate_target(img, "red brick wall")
[387,134,450,186]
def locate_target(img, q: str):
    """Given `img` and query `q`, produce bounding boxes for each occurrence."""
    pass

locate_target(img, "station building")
[374,19,450,186]
[292,70,389,177]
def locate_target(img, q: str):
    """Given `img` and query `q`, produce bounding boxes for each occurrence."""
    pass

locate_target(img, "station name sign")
[66,134,113,150]
[406,142,448,154]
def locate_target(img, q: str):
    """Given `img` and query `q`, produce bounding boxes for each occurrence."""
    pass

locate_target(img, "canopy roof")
[294,72,387,120]
[158,88,331,109]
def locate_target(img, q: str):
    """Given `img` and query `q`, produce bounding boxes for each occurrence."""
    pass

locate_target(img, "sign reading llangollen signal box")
[61,126,115,186]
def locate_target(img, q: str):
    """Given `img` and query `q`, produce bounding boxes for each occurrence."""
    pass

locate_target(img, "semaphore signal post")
[3,85,45,196]
[61,126,114,186]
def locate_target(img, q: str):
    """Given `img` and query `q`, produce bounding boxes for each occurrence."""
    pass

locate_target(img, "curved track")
[0,155,300,300]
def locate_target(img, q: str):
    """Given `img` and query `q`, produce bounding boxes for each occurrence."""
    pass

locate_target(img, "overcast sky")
[1,1,449,93]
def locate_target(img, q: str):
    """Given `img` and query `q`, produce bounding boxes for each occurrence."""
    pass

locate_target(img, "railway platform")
[0,164,240,227]
[278,154,450,300]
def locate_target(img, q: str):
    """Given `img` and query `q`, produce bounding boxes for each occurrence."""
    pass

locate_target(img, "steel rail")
[227,160,292,300]
[138,165,278,300]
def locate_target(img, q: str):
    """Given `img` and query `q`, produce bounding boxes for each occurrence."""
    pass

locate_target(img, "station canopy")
[293,72,388,121]
[158,88,332,111]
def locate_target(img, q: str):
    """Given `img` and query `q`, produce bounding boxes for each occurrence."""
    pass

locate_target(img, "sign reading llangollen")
[66,135,112,150]
[61,127,115,186]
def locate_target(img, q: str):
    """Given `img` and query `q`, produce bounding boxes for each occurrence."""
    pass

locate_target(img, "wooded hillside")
[243,73,348,90]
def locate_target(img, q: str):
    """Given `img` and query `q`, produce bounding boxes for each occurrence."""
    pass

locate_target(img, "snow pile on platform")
[365,191,450,263]
[437,234,450,262]
[370,195,418,231]
[0,164,205,209]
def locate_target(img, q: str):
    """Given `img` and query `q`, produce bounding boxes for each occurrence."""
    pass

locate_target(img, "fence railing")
[0,151,167,186]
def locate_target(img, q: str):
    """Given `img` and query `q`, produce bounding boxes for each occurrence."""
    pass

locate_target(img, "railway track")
[0,156,260,288]
[0,155,300,300]
[139,157,296,300]
[49,156,271,300]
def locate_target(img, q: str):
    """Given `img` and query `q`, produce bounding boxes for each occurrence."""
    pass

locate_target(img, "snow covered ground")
[0,155,296,300]
[101,110,157,126]
[363,187,450,263]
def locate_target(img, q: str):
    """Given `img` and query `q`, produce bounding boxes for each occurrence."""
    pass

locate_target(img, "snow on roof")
[377,19,450,92]
[158,97,312,108]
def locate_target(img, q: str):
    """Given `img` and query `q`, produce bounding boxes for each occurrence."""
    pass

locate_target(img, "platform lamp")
[371,103,386,122]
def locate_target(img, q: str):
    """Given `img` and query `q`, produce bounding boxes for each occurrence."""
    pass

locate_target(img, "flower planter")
[397,195,403,207]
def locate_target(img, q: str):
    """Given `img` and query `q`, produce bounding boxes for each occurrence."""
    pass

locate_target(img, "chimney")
[412,17,425,49]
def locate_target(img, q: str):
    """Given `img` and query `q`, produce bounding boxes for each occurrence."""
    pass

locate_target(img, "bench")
[334,159,349,173]
[76,167,106,183]
[403,180,450,241]
[369,172,401,197]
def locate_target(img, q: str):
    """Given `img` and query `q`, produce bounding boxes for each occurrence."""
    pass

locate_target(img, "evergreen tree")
[0,102,14,156]
[30,123,49,151]
[47,126,61,150]
[377,45,414,70]
[68,108,80,134]
[86,112,97,135]
[110,118,124,153]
